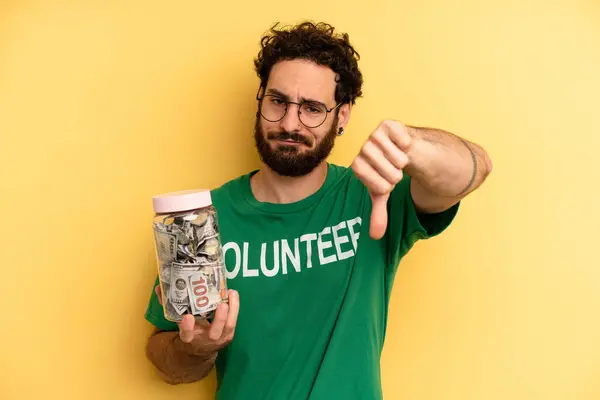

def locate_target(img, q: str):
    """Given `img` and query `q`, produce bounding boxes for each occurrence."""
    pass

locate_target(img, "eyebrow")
[266,88,325,105]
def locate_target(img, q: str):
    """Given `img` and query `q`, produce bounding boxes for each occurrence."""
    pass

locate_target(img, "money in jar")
[151,189,229,322]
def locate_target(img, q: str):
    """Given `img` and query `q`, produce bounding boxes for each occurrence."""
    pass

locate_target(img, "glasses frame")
[256,86,343,128]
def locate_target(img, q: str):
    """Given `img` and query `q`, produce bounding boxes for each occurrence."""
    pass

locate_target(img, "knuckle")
[372,129,386,143]
[394,170,404,183]
[392,151,408,168]
[351,157,364,173]
[360,141,377,159]
[378,181,392,194]
[225,322,236,333]
[380,119,394,130]
[359,143,369,156]
[401,153,410,166]
[218,335,231,347]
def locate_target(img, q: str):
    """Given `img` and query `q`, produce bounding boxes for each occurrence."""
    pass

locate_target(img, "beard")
[253,114,338,177]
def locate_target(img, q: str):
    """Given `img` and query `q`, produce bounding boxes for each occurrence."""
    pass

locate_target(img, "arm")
[351,120,492,239]
[404,125,493,214]
[145,329,218,385]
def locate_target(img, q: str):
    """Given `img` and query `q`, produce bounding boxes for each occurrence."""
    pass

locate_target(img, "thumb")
[369,193,389,240]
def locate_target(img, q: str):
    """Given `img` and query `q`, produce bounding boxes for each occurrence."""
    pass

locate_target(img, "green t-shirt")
[145,163,458,400]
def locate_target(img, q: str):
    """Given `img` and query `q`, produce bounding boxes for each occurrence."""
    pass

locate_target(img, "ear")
[337,102,352,130]
[255,84,265,100]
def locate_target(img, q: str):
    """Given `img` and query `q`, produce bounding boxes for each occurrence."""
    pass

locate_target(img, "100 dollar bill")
[187,270,221,315]
[169,262,222,316]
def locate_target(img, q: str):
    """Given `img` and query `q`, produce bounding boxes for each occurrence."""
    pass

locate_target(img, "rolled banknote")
[154,230,177,265]
[200,237,220,255]
[164,297,181,320]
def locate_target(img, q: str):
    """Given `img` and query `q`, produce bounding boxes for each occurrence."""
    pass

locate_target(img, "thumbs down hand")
[351,120,412,240]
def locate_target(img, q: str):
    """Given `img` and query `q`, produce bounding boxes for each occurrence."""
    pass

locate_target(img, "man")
[144,21,492,399]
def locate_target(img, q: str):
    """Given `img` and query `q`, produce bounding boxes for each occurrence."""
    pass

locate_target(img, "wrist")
[403,125,423,175]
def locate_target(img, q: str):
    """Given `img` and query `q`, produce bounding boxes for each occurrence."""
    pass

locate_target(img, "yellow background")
[1,0,599,399]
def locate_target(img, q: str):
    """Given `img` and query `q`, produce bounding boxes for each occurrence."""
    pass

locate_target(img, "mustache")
[267,131,312,146]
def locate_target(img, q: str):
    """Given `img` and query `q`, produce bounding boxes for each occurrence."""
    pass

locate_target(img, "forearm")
[146,330,217,385]
[405,126,491,195]
[404,126,492,212]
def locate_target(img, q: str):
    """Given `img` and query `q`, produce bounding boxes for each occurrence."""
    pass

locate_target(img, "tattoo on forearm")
[457,138,477,196]
[408,125,490,198]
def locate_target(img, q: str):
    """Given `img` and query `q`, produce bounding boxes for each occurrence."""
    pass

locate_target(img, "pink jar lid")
[152,189,212,214]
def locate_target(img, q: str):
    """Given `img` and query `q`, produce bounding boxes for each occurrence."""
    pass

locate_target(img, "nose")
[279,103,302,132]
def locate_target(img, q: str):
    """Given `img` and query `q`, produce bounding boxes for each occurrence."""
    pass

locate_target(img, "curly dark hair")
[253,21,363,106]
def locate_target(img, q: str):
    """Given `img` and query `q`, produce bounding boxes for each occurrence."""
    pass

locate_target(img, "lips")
[278,138,302,144]
[268,132,310,146]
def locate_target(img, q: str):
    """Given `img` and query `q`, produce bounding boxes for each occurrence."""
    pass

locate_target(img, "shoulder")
[211,172,249,194]
[209,170,255,206]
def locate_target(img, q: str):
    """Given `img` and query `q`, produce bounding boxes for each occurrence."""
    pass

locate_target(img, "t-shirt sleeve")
[144,275,179,331]
[385,174,460,271]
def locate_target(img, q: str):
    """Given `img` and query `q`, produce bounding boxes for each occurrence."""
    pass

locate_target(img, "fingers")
[206,290,239,343]
[223,290,239,340]
[352,157,391,238]
[371,129,410,170]
[369,193,389,240]
[381,120,412,150]
[352,156,393,196]
[207,302,229,341]
[353,121,411,195]
[352,120,413,241]
[175,291,239,348]
[369,122,410,180]
[178,314,196,343]
[359,140,404,184]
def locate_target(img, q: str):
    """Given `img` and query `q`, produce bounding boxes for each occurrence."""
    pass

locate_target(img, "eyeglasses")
[256,89,342,128]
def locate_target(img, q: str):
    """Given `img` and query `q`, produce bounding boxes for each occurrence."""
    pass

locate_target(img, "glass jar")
[151,189,228,322]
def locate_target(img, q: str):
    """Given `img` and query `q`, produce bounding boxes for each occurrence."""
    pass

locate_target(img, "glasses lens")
[260,96,286,122]
[299,102,327,128]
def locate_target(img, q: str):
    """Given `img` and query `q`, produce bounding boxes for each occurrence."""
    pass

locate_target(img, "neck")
[250,162,328,204]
